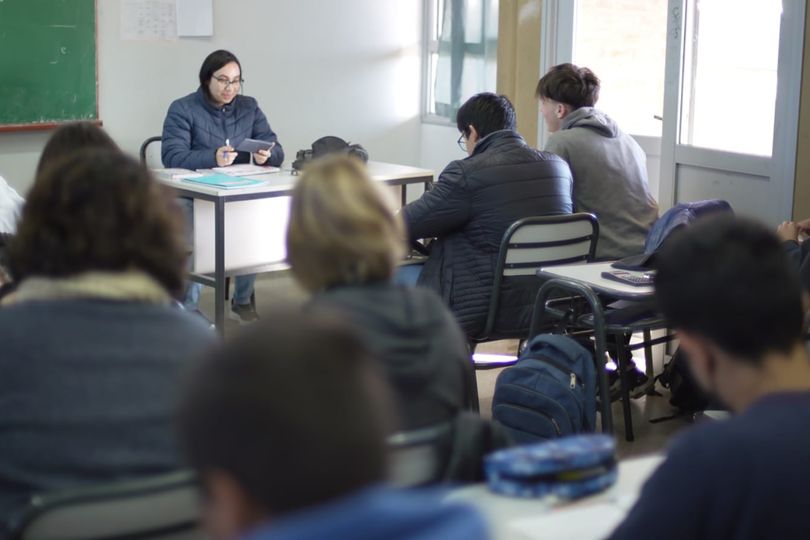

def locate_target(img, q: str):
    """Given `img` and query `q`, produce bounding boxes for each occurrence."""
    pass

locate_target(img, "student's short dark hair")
[178,306,394,515]
[10,150,187,296]
[199,49,242,100]
[36,122,119,176]
[655,216,804,363]
[535,63,600,109]
[456,92,516,138]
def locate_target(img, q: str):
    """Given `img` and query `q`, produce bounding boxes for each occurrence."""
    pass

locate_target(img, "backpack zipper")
[570,372,576,389]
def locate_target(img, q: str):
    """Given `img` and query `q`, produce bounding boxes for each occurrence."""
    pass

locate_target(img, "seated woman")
[0,148,216,525]
[286,155,474,430]
[162,49,284,324]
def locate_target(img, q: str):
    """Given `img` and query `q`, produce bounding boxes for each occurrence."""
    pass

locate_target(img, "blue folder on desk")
[182,174,266,189]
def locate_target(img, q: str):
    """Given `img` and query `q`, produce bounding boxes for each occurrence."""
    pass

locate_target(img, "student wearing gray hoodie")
[537,64,659,260]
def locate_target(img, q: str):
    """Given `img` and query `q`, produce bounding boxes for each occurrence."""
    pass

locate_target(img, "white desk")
[533,262,665,441]
[447,454,662,540]
[539,262,654,300]
[157,161,433,333]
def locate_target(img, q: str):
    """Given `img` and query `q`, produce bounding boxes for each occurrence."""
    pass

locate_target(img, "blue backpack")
[492,334,597,443]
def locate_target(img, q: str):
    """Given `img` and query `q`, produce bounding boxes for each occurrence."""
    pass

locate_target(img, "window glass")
[573,0,668,137]
[426,0,499,121]
[679,0,781,156]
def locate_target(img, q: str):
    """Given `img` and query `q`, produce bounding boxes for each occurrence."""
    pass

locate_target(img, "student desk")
[447,454,663,540]
[532,262,668,441]
[157,161,433,333]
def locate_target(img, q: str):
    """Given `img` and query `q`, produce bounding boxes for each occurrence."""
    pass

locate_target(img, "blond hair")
[287,155,406,292]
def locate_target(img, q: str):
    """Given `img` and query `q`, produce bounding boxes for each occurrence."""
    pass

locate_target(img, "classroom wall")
[793,3,810,220]
[0,0,424,193]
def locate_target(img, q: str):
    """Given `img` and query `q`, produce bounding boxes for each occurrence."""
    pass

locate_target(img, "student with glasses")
[162,49,284,324]
[399,93,574,339]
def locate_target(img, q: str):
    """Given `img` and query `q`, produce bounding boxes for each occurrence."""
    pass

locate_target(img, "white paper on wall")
[121,0,178,41]
[176,0,214,37]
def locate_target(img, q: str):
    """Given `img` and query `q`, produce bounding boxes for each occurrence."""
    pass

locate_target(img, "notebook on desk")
[182,174,266,189]
[211,164,280,177]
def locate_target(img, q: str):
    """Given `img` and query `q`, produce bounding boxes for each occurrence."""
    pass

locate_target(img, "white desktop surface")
[539,261,654,299]
[446,454,662,540]
[155,161,433,275]
[157,161,433,198]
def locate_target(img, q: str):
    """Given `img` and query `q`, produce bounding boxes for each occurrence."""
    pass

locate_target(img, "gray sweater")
[0,299,216,526]
[545,108,659,259]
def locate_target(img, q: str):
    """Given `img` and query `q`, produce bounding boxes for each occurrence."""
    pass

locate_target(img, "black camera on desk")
[291,136,369,174]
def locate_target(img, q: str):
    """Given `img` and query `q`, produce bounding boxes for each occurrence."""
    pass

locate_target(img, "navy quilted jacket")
[161,87,284,170]
[402,130,573,338]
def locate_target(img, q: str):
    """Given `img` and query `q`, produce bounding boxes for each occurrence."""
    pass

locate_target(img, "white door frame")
[658,0,805,219]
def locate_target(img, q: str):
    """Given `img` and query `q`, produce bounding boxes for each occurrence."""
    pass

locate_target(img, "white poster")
[176,0,214,37]
[121,0,178,41]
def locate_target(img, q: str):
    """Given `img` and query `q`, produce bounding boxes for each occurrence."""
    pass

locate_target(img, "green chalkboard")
[0,0,97,128]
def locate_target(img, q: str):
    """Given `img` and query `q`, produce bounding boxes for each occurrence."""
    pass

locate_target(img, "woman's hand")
[253,143,275,166]
[216,145,237,167]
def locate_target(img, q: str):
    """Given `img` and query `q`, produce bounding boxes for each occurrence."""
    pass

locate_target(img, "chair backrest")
[9,471,201,540]
[387,422,454,487]
[139,136,163,169]
[480,213,599,339]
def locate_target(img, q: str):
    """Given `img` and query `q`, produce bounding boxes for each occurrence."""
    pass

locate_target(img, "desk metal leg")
[530,279,613,435]
[214,198,226,336]
[401,184,407,207]
[616,335,635,442]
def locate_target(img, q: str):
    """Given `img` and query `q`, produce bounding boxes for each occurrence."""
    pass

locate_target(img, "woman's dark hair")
[535,63,601,109]
[178,305,394,515]
[10,150,187,296]
[199,49,242,100]
[36,122,118,176]
[456,92,516,138]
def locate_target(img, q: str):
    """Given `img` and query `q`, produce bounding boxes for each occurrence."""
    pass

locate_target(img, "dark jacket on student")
[545,107,659,260]
[238,486,489,540]
[309,283,472,429]
[607,392,810,540]
[401,129,573,338]
[161,87,284,170]
[0,274,216,527]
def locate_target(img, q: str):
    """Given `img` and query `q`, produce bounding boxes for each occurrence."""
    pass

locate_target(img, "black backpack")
[292,136,368,172]
[656,348,709,415]
[492,334,597,444]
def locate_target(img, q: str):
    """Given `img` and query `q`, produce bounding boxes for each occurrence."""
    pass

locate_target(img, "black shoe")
[229,301,259,325]
[609,366,653,401]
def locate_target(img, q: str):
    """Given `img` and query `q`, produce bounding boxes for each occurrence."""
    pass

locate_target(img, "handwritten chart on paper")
[0,0,97,128]
[121,0,177,40]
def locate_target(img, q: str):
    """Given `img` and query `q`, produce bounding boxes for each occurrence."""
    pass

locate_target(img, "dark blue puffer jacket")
[402,130,573,339]
[161,87,284,170]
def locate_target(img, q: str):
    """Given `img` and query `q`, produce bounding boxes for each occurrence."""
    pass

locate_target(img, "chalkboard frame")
[0,0,99,132]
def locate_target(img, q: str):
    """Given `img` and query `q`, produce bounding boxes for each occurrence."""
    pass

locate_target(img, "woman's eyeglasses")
[213,76,244,90]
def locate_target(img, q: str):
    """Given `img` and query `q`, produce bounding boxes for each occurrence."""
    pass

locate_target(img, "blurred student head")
[455,93,516,154]
[654,216,805,410]
[36,122,119,176]
[536,63,601,133]
[177,306,393,540]
[10,150,186,296]
[286,155,405,292]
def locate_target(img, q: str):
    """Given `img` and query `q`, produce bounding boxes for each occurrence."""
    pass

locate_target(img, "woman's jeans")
[178,197,256,310]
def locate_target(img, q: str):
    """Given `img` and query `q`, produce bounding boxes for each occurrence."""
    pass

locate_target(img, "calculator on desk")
[601,270,655,287]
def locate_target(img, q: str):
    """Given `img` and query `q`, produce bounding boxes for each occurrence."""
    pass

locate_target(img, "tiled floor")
[199,273,693,458]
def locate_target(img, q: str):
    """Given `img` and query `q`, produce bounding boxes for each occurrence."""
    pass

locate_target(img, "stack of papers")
[211,164,280,177]
[182,174,266,190]
[152,168,204,181]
